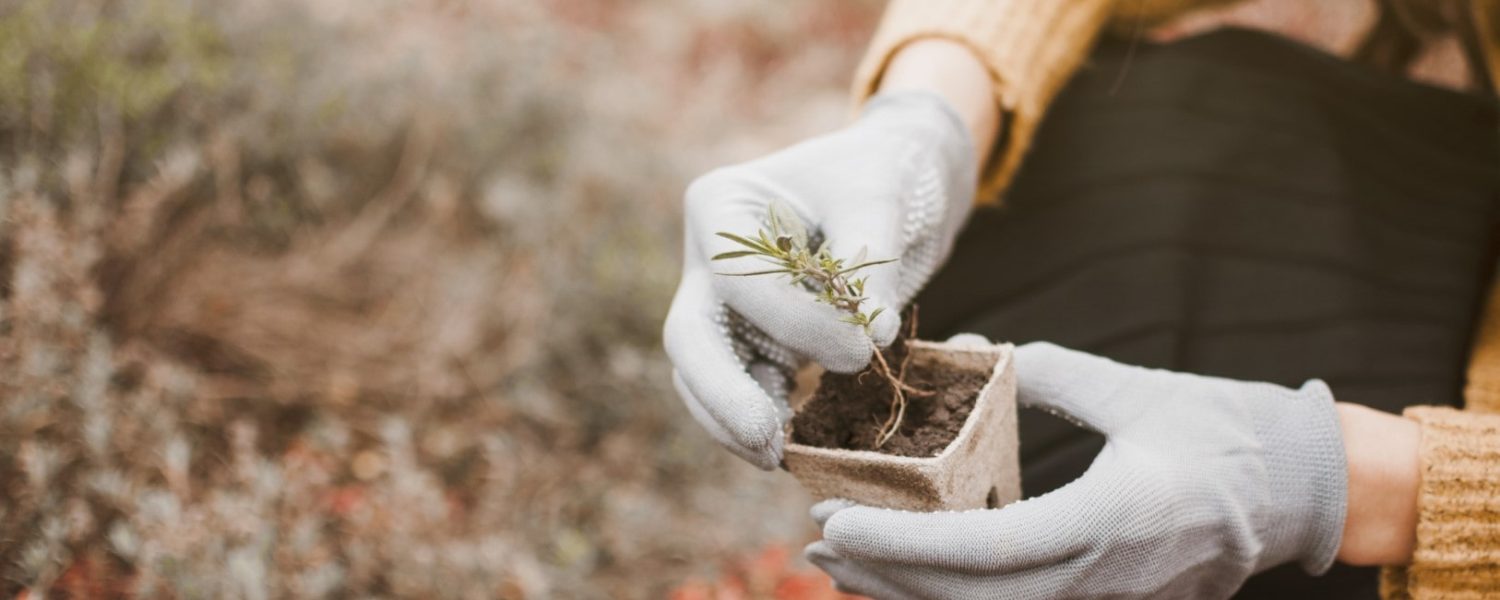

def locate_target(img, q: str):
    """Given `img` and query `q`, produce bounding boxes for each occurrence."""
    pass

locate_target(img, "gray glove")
[807,342,1348,599]
[663,92,976,469]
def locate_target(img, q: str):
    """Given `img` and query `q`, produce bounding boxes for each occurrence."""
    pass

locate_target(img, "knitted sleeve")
[1459,281,1500,414]
[851,0,1115,204]
[1380,406,1500,599]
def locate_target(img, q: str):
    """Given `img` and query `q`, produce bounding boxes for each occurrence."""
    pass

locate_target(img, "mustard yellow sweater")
[852,1,1500,597]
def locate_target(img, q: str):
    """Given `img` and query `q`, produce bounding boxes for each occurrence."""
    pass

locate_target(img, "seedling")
[712,201,924,447]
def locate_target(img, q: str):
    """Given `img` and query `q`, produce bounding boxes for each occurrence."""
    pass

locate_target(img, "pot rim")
[783,340,1015,465]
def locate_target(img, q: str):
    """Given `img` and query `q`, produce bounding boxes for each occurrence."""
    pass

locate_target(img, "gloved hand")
[807,342,1349,599]
[663,92,977,470]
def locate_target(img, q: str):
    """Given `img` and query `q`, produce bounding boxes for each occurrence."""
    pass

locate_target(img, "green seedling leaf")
[717,268,796,277]
[711,250,761,261]
[768,199,809,249]
[715,232,776,254]
[867,307,885,323]
[836,257,897,276]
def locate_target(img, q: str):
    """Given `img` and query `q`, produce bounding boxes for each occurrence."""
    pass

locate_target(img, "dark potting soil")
[789,339,988,457]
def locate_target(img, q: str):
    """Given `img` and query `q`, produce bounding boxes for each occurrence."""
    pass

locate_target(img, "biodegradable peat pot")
[784,340,1021,512]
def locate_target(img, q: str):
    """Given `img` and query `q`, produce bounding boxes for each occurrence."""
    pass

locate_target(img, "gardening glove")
[806,342,1348,599]
[664,91,977,470]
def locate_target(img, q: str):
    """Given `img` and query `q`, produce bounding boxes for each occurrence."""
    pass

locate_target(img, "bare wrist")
[878,38,1000,171]
[1335,402,1420,566]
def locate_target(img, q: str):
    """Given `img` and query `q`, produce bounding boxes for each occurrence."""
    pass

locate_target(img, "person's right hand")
[663,91,977,469]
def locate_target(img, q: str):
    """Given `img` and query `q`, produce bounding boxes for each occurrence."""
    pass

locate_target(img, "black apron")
[916,28,1500,598]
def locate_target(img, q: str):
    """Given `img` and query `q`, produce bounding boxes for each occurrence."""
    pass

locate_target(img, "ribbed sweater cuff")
[1380,406,1500,599]
[851,0,1113,205]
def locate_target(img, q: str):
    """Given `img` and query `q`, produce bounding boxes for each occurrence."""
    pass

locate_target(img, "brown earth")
[790,338,987,457]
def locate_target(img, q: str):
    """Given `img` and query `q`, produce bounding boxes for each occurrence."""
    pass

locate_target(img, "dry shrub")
[0,0,878,597]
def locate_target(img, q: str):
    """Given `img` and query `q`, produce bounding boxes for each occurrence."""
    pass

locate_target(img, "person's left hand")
[805,342,1349,600]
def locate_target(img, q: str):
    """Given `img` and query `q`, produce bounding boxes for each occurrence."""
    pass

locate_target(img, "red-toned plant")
[669,544,864,600]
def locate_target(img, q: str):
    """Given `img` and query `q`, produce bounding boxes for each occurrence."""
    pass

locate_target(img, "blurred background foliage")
[0,0,878,597]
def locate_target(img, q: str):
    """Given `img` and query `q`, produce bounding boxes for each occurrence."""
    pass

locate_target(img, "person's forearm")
[878,39,1000,172]
[1336,402,1420,566]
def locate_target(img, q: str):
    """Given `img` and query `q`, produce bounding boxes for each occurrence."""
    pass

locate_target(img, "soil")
[789,338,988,457]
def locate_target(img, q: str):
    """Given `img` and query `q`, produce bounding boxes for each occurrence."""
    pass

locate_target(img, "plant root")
[870,344,907,448]
[872,307,930,448]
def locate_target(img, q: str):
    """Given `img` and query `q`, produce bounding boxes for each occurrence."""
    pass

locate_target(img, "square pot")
[783,340,1020,512]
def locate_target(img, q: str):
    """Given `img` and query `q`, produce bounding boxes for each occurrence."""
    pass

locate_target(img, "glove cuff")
[1251,379,1348,575]
[861,90,970,142]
